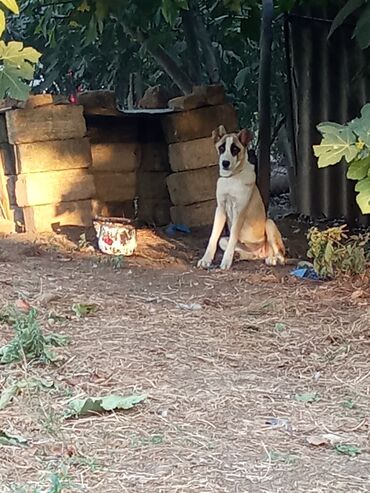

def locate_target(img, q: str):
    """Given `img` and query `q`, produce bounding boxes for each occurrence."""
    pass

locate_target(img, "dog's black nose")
[222,160,230,169]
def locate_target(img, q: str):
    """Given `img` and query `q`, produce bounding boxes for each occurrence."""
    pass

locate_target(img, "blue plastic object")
[166,223,191,236]
[290,266,322,281]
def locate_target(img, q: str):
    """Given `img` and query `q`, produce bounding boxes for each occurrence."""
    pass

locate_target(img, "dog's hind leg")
[219,237,261,260]
[265,219,285,266]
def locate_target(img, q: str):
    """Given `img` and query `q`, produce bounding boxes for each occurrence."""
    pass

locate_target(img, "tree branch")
[122,23,193,95]
[188,0,220,84]
[181,8,202,85]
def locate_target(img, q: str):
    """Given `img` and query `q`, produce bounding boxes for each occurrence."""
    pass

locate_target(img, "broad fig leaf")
[67,394,146,417]
[0,0,19,15]
[347,155,370,180]
[0,430,27,446]
[317,122,346,134]
[314,126,358,167]
[355,176,370,193]
[356,191,370,214]
[0,41,41,100]
[349,104,370,146]
[0,10,5,37]
[0,64,30,100]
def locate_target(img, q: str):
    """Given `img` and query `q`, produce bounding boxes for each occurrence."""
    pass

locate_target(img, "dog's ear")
[238,129,253,147]
[212,125,227,143]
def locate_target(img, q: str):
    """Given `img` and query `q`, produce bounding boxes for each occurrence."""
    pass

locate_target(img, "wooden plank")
[140,142,170,172]
[161,104,238,144]
[0,115,8,143]
[193,85,226,106]
[15,138,92,174]
[166,166,218,206]
[170,200,216,227]
[91,143,140,172]
[0,144,15,175]
[23,199,93,233]
[169,137,217,172]
[137,171,170,200]
[6,105,86,144]
[24,94,69,109]
[0,219,15,234]
[15,169,95,207]
[93,171,136,202]
[78,90,119,116]
[168,94,206,112]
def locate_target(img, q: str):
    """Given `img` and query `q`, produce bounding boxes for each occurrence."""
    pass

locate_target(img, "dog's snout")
[222,160,230,169]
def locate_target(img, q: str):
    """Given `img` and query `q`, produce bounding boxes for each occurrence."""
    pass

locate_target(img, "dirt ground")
[0,225,369,493]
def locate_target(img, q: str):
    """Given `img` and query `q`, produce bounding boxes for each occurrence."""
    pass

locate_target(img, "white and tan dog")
[198,125,285,270]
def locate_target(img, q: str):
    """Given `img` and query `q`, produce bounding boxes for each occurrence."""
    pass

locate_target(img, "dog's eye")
[218,144,225,154]
[231,144,240,156]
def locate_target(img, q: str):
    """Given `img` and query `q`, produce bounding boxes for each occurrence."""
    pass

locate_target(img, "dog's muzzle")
[222,160,230,170]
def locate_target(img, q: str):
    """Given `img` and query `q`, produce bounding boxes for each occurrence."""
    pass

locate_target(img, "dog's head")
[212,125,253,177]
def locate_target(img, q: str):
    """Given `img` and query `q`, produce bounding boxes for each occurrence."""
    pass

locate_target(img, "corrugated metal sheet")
[284,5,370,225]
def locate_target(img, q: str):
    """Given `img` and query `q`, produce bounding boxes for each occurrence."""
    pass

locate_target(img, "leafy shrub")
[307,225,369,278]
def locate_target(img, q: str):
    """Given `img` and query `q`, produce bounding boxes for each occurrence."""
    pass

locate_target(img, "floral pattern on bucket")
[93,217,137,257]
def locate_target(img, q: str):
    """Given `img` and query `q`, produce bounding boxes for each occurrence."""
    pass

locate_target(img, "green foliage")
[0,430,27,446]
[0,376,54,409]
[72,302,97,318]
[307,225,369,278]
[67,394,147,417]
[0,0,40,99]
[314,104,370,214]
[329,0,370,50]
[0,307,69,364]
[334,444,361,457]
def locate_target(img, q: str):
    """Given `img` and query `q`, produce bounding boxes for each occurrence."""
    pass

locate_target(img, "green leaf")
[349,104,370,146]
[72,303,97,318]
[295,392,319,403]
[355,176,370,193]
[0,383,18,410]
[67,394,146,417]
[334,444,361,457]
[314,126,358,167]
[0,430,27,446]
[347,156,370,180]
[0,10,5,37]
[0,0,19,15]
[356,192,370,214]
[0,65,30,102]
[353,3,370,49]
[328,0,364,39]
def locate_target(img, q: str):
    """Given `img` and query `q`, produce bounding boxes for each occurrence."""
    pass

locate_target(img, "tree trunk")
[257,0,274,208]
[123,24,194,95]
[189,0,220,84]
[181,8,203,85]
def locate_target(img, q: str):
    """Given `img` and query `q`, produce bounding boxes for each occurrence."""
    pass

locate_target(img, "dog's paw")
[220,254,233,270]
[265,256,277,266]
[197,257,212,269]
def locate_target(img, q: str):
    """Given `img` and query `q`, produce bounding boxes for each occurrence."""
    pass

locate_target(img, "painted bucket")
[93,216,137,256]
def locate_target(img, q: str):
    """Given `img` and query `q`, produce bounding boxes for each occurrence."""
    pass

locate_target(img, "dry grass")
[0,228,369,492]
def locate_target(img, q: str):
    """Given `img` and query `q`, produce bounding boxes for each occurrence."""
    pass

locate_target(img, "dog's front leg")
[197,206,226,269]
[219,215,243,270]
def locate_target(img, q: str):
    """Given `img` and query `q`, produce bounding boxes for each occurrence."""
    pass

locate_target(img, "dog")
[198,125,285,270]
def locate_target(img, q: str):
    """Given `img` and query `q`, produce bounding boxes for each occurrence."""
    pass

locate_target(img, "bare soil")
[0,226,369,493]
